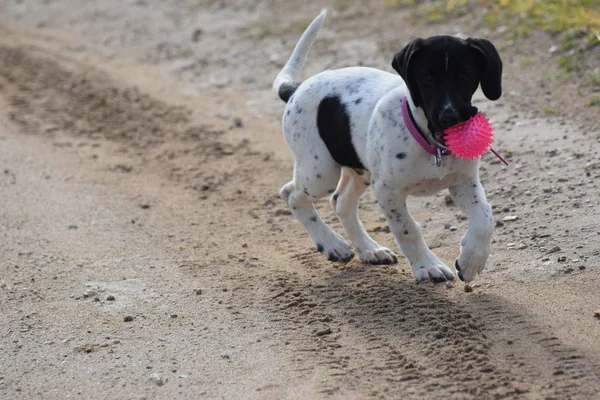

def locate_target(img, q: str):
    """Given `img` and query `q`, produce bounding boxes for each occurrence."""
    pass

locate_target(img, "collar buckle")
[434,148,443,167]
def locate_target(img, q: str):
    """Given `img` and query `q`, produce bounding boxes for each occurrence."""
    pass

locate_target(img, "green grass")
[588,70,600,85]
[414,1,600,49]
[587,96,600,106]
[407,1,599,81]
[335,0,351,11]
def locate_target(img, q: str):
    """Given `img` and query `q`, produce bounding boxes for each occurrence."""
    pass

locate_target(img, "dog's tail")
[272,9,327,103]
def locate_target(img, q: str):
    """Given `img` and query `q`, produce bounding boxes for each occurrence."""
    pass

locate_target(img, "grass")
[588,70,600,85]
[403,1,600,82]
[412,0,600,47]
[335,0,351,11]
[384,0,416,7]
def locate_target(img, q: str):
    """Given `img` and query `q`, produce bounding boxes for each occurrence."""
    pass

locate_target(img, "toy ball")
[444,113,494,160]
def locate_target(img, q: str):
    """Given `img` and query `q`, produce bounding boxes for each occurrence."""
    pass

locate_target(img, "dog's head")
[392,35,502,143]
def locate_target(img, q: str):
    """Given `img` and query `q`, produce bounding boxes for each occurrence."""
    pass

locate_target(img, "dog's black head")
[392,35,502,143]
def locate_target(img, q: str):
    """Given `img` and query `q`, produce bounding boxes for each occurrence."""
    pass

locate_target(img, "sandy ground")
[1,1,599,399]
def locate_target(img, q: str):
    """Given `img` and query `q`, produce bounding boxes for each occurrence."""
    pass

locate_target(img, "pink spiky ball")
[444,113,494,160]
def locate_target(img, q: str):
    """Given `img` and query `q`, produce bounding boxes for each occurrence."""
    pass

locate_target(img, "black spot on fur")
[396,152,407,160]
[316,243,324,253]
[333,194,339,201]
[404,230,409,235]
[278,82,300,103]
[316,173,322,179]
[317,95,365,170]
[310,216,317,222]
[328,188,335,193]
[354,98,362,105]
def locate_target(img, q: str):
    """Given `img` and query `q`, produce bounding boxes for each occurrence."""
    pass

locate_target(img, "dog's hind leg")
[280,159,354,262]
[331,167,397,265]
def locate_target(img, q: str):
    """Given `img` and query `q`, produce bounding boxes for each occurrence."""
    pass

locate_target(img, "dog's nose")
[439,107,460,129]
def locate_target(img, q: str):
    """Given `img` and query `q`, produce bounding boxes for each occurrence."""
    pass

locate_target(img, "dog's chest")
[402,161,466,196]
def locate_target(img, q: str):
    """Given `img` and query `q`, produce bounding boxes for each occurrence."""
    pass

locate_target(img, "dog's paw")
[315,235,354,263]
[454,242,489,282]
[359,246,398,265]
[454,248,489,282]
[412,263,455,283]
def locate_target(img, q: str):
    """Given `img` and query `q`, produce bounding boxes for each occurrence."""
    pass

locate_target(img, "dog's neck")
[404,95,446,154]
[405,95,437,145]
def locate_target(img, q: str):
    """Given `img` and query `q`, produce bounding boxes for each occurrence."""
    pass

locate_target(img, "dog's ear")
[467,38,503,101]
[392,38,424,107]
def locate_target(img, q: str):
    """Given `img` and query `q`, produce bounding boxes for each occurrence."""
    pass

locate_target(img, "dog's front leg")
[374,183,455,282]
[449,180,494,282]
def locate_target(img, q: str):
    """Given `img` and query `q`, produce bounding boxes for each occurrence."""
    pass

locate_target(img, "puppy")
[273,10,502,283]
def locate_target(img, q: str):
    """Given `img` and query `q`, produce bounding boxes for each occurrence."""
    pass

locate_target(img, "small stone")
[557,255,567,262]
[106,295,115,301]
[445,281,454,289]
[541,257,550,262]
[563,267,574,274]
[503,215,519,222]
[547,246,561,254]
[464,284,473,293]
[495,219,505,227]
[444,195,454,206]
[191,28,203,42]
[194,288,202,295]
[579,266,586,270]
[233,117,243,128]
[149,372,165,386]
[315,327,333,336]
[170,314,178,318]
[594,309,600,319]
[83,290,95,299]
[124,316,134,322]
[516,243,528,250]
[140,204,150,209]
[68,225,78,230]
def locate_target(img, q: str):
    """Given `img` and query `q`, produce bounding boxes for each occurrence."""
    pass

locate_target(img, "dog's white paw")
[359,246,398,265]
[315,234,354,263]
[455,242,489,282]
[411,262,455,283]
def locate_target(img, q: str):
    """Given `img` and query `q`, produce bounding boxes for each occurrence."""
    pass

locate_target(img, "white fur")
[275,12,494,283]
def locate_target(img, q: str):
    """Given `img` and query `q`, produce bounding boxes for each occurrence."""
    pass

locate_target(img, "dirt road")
[1,1,599,399]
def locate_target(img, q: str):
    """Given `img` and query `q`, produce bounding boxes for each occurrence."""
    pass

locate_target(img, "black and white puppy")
[273,11,502,283]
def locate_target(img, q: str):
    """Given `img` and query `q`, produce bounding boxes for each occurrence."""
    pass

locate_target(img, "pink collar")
[401,96,441,156]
